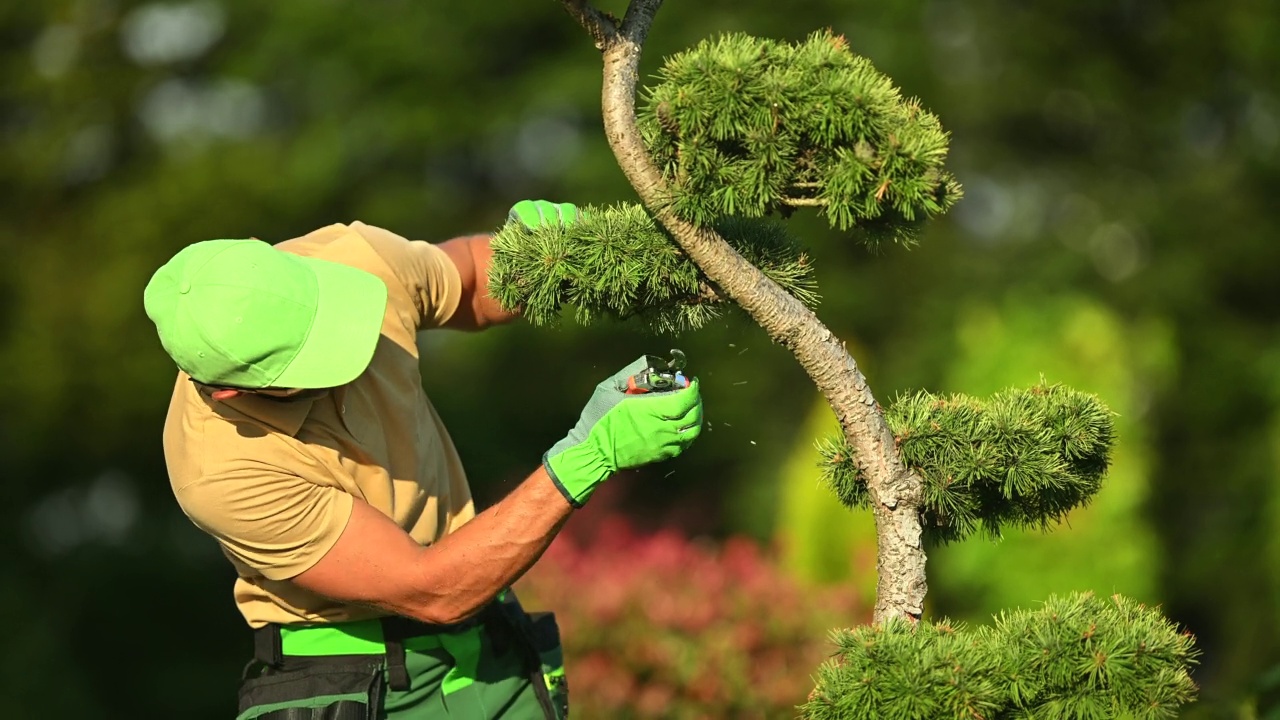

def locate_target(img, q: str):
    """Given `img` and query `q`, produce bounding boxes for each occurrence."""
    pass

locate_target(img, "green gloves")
[508,200,579,228]
[507,203,698,506]
[544,356,704,507]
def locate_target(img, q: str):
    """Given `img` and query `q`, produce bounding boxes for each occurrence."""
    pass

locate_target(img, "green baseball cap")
[143,239,388,389]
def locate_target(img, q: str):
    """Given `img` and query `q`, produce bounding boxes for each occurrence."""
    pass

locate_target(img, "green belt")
[278,618,485,695]
[279,618,451,656]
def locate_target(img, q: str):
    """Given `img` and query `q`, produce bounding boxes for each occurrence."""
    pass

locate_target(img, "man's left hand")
[507,200,580,229]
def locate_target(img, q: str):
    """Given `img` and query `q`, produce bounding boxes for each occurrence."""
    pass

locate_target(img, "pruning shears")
[622,349,689,394]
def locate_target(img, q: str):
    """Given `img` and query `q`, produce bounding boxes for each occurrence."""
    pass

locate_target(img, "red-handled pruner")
[623,349,688,394]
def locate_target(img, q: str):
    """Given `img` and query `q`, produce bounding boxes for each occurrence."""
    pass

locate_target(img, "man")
[143,200,704,719]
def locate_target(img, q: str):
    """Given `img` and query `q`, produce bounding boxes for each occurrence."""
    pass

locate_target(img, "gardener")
[142,200,704,720]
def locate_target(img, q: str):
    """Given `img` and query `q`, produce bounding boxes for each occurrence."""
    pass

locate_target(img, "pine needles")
[640,30,962,245]
[488,203,818,333]
[802,592,1200,720]
[818,382,1114,543]
[488,30,961,330]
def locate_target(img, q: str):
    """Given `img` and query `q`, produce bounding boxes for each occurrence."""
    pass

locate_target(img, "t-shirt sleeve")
[349,222,462,331]
[174,465,355,581]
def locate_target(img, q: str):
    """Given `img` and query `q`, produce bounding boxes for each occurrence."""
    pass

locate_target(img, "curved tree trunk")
[559,0,928,624]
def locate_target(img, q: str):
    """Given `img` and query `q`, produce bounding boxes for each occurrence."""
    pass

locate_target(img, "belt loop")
[380,618,411,692]
[252,623,283,669]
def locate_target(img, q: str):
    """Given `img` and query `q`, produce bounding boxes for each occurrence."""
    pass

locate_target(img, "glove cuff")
[543,446,612,508]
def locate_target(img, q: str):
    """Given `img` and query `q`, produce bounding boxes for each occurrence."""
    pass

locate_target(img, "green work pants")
[381,626,549,718]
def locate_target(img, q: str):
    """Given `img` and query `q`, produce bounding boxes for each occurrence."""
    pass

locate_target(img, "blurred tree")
[928,295,1168,616]
[515,514,866,719]
[775,395,877,599]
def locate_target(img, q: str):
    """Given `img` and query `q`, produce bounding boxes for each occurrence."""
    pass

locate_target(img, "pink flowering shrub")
[516,516,867,719]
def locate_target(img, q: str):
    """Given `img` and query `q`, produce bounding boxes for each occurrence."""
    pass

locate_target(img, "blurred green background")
[2,0,1277,717]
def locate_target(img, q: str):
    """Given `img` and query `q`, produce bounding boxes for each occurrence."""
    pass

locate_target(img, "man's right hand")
[543,356,704,507]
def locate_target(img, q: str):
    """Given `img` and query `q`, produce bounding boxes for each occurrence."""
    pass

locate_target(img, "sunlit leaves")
[819,382,1114,543]
[803,592,1199,720]
[640,30,962,246]
[489,203,818,333]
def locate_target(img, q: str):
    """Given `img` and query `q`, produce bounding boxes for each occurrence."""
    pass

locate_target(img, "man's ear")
[210,389,241,401]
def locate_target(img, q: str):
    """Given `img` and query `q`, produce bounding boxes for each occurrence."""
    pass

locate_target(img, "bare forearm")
[289,465,573,625]
[396,466,572,623]
[440,234,519,330]
[466,235,519,327]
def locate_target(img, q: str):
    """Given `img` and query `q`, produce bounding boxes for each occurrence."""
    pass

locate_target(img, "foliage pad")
[488,203,818,333]
[640,30,962,243]
[802,592,1199,720]
[818,382,1114,543]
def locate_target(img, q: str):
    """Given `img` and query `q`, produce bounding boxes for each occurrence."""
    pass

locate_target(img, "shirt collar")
[215,390,319,437]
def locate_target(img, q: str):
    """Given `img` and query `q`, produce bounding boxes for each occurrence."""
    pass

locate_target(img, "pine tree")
[493,1,1200,716]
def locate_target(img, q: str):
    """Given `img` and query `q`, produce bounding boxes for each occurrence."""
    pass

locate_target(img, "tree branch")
[557,0,618,50]
[696,280,723,303]
[581,0,928,624]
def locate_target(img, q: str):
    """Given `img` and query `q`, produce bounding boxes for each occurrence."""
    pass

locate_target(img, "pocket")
[526,613,569,720]
[236,658,384,720]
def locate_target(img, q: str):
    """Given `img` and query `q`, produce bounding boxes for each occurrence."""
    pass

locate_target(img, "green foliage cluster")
[803,592,1199,720]
[488,203,818,332]
[818,383,1114,543]
[639,30,961,243]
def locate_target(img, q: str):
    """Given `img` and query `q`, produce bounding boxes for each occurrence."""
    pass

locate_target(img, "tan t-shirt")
[161,221,476,628]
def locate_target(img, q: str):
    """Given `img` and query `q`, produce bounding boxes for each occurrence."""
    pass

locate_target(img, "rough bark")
[559,0,617,49]
[558,0,927,624]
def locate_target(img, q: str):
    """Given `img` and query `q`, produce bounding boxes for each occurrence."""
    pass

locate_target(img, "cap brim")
[270,256,388,389]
